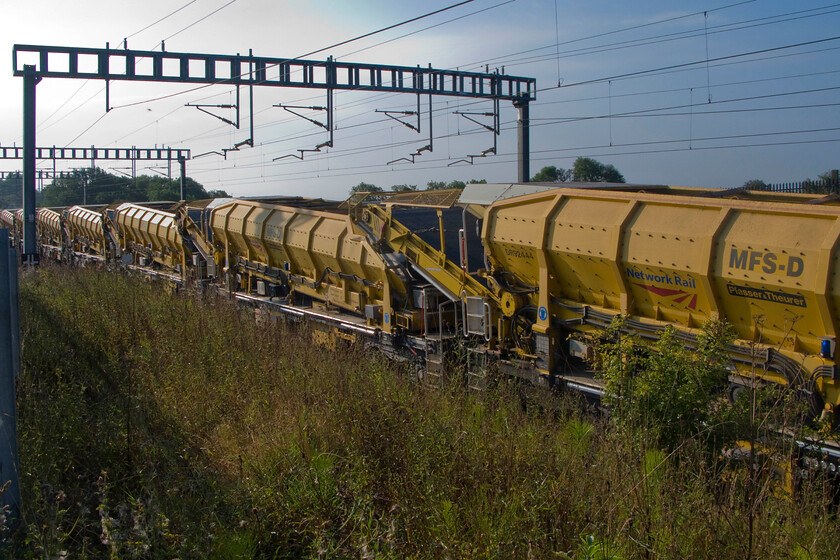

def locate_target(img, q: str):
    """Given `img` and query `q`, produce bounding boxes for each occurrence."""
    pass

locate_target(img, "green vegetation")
[424,179,486,191]
[531,165,570,183]
[0,168,229,209]
[595,318,740,452]
[39,168,229,206]
[350,181,383,194]
[350,179,486,195]
[6,267,840,558]
[0,173,22,209]
[531,157,626,183]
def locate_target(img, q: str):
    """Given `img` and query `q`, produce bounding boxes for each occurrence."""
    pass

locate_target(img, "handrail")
[484,301,492,342]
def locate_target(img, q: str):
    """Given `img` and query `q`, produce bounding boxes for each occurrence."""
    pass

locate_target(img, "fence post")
[0,228,21,534]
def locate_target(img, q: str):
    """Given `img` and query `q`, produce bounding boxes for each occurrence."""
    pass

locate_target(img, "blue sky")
[2,0,839,199]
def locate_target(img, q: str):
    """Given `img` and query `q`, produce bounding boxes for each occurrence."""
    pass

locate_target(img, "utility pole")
[0,229,21,531]
[514,97,530,183]
[22,65,40,263]
[179,155,186,201]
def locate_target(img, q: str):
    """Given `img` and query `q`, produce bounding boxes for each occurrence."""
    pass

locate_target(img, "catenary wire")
[124,0,200,43]
[543,35,840,91]
[107,0,479,110]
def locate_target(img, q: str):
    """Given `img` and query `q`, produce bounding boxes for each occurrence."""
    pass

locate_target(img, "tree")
[814,170,840,194]
[595,317,736,452]
[600,164,625,183]
[40,168,131,207]
[139,175,212,202]
[531,166,569,183]
[350,182,383,194]
[39,167,222,206]
[0,173,22,209]
[572,157,625,183]
[742,179,768,191]
[425,180,471,191]
[391,184,417,192]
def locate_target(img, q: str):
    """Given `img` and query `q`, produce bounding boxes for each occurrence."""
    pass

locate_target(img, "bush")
[595,317,736,451]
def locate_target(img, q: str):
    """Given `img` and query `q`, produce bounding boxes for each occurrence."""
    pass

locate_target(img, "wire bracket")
[273,69,334,161]
[448,98,499,166]
[185,51,256,159]
[185,96,240,128]
[384,92,433,166]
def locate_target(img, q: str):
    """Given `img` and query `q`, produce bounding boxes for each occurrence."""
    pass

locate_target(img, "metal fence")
[744,170,840,194]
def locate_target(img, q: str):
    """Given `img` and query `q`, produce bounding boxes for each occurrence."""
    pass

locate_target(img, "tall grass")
[5,265,840,558]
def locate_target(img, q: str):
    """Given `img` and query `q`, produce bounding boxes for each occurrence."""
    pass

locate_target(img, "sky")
[1,0,839,200]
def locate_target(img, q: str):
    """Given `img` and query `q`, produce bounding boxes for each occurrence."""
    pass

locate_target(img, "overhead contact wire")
[109,0,478,110]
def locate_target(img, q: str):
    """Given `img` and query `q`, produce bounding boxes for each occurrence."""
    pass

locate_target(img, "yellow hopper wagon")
[63,205,116,261]
[29,184,840,434]
[1,210,16,246]
[36,207,64,258]
[473,183,840,424]
[114,202,191,276]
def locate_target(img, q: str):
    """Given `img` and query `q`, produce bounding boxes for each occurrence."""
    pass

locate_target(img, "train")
[4,182,840,437]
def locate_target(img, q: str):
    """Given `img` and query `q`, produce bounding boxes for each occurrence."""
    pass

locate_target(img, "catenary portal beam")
[0,146,190,161]
[13,44,535,260]
[13,44,535,101]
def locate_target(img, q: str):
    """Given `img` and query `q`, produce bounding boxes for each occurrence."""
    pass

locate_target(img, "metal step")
[423,335,453,388]
[466,347,488,392]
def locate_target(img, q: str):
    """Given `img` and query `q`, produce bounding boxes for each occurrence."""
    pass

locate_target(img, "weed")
[5,266,840,558]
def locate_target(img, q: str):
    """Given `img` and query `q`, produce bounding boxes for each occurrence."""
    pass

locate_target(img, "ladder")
[466,346,489,392]
[422,297,459,388]
[423,334,446,388]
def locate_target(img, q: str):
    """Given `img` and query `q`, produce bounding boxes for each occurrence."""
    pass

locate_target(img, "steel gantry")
[0,145,192,204]
[0,145,190,162]
[13,43,536,260]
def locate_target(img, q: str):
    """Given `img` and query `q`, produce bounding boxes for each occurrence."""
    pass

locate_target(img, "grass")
[4,265,840,558]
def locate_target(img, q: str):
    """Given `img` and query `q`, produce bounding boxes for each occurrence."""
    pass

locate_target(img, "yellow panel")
[622,202,721,327]
[241,206,272,263]
[484,201,545,287]
[261,209,296,268]
[222,204,255,260]
[113,203,185,270]
[36,208,62,240]
[714,209,839,354]
[286,213,320,278]
[548,196,633,310]
[209,199,393,316]
[66,206,107,252]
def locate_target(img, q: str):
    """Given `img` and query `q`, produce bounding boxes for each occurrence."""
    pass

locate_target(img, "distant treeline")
[0,168,229,209]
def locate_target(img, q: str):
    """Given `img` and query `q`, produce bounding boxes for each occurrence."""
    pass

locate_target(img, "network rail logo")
[625,267,698,310]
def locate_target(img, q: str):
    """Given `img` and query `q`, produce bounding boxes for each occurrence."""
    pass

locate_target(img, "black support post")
[0,230,21,530]
[179,156,186,201]
[514,97,530,183]
[22,65,40,262]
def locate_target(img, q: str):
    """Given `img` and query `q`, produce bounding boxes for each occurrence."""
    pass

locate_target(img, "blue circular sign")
[384,312,390,324]
[538,306,548,321]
